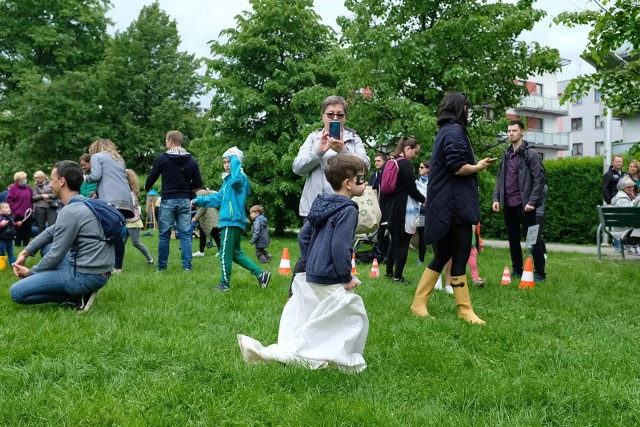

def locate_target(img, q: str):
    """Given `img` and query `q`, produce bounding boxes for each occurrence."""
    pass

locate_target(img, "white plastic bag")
[405,196,421,234]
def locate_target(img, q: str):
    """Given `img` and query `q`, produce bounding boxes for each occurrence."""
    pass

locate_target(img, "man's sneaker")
[216,283,230,292]
[534,273,546,283]
[192,251,205,257]
[76,291,98,314]
[257,271,271,289]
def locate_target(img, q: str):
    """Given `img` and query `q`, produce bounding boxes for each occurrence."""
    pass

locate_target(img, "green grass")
[1,234,639,426]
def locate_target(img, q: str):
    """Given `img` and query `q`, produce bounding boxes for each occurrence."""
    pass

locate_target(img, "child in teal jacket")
[192,147,271,292]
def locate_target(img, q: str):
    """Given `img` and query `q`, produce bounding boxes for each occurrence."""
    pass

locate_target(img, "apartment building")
[505,74,569,160]
[557,81,624,158]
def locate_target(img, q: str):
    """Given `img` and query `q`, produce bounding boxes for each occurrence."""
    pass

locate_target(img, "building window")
[573,97,583,105]
[528,117,543,131]
[595,115,603,128]
[571,118,583,130]
[483,106,494,121]
[594,90,601,102]
[535,83,543,95]
[596,141,604,155]
[572,143,583,156]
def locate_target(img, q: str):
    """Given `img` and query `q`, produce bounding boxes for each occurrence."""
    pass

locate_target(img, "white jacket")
[292,128,370,217]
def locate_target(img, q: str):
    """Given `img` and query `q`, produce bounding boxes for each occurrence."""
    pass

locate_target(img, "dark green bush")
[480,156,605,244]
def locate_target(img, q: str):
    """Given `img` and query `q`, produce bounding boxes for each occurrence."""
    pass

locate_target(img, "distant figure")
[249,205,272,264]
[7,171,34,247]
[32,170,59,232]
[123,169,154,267]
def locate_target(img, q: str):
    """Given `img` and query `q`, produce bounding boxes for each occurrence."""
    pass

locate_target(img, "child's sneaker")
[192,251,205,257]
[257,271,271,289]
[215,283,230,292]
[473,278,486,288]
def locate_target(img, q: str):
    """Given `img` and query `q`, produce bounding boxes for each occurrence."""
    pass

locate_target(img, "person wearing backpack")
[492,119,547,282]
[379,137,425,284]
[10,161,114,313]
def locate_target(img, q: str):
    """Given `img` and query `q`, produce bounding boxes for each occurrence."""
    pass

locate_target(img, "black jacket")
[602,166,623,205]
[492,141,546,209]
[380,157,425,234]
[425,118,479,243]
[0,214,16,240]
[145,149,203,199]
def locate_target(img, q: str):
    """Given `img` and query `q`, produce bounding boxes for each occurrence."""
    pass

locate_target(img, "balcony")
[515,95,569,116]
[524,130,569,149]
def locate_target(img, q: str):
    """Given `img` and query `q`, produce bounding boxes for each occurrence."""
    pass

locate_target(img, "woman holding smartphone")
[410,92,494,325]
[291,95,370,291]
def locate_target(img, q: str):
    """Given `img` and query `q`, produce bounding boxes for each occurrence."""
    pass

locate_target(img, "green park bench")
[597,206,640,260]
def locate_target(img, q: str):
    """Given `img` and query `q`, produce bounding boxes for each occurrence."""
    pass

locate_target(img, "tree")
[198,0,340,234]
[0,0,111,183]
[338,0,562,154]
[95,2,205,172]
[554,0,640,117]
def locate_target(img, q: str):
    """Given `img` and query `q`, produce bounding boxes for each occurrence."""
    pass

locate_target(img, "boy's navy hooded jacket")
[298,194,358,285]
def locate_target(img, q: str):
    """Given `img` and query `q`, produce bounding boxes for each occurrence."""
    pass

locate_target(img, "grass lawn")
[1,233,639,426]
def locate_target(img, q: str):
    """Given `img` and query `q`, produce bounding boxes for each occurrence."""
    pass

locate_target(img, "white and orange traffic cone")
[351,253,359,275]
[370,258,380,278]
[278,247,291,275]
[519,257,535,289]
[501,266,511,286]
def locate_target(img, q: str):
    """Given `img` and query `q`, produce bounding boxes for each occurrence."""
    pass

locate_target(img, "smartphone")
[329,121,341,140]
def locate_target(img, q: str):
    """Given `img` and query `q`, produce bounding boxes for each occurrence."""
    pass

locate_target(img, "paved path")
[484,239,601,255]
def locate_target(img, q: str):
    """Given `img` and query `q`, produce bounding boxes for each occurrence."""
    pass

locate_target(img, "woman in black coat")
[410,92,494,325]
[379,137,425,283]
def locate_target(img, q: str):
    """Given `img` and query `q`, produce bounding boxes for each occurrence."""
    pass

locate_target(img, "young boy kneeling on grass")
[192,147,270,291]
[238,155,370,372]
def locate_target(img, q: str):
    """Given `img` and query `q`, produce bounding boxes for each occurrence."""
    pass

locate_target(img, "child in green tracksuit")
[192,147,271,292]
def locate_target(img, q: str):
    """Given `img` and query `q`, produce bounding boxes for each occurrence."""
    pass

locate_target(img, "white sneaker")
[444,285,454,294]
[214,252,219,257]
[192,251,205,257]
[434,276,443,290]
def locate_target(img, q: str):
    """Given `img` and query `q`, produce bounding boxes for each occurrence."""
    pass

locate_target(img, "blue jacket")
[298,194,358,285]
[192,155,249,230]
[425,117,480,244]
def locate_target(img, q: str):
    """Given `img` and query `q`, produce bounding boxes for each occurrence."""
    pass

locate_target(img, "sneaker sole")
[76,291,98,314]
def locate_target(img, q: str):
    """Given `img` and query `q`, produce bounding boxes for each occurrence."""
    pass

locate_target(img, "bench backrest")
[598,206,640,228]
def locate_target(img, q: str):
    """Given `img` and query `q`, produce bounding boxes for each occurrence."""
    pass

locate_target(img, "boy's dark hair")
[79,153,91,163]
[508,119,525,130]
[54,161,83,191]
[325,155,367,191]
[250,205,264,215]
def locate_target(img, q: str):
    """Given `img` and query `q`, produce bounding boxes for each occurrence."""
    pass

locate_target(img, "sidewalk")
[484,239,600,255]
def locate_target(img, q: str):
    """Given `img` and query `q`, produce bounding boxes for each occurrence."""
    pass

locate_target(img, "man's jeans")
[10,247,109,305]
[158,198,192,270]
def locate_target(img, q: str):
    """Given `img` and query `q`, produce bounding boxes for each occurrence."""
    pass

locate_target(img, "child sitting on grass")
[249,204,271,263]
[238,155,370,372]
[192,147,270,292]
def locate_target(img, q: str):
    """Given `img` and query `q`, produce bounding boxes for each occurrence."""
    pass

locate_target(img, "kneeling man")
[10,161,113,312]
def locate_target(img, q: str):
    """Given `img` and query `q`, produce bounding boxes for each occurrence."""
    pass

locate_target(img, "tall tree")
[198,0,340,234]
[95,2,204,171]
[338,0,562,154]
[554,0,640,116]
[0,0,111,183]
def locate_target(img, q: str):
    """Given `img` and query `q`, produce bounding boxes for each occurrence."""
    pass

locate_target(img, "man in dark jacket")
[492,120,546,282]
[602,155,624,205]
[145,130,202,272]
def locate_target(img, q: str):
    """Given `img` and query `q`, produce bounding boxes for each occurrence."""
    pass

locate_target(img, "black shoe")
[76,290,98,314]
[393,277,411,285]
[384,274,394,280]
[258,271,271,289]
[215,283,230,292]
[534,273,546,283]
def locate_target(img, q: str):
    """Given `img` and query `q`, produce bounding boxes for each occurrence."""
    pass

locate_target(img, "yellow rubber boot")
[451,275,485,325]
[410,268,440,317]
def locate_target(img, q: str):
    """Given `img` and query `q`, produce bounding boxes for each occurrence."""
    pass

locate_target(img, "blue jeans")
[0,240,15,264]
[10,245,109,305]
[158,198,192,270]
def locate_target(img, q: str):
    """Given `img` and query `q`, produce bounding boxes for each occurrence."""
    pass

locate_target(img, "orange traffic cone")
[500,266,511,285]
[351,253,359,275]
[370,258,380,278]
[278,248,291,275]
[519,257,535,289]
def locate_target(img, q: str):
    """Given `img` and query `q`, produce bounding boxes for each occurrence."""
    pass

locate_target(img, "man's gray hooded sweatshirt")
[298,194,359,285]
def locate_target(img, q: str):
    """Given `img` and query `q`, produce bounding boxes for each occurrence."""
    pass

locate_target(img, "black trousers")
[428,223,471,276]
[385,229,413,279]
[504,204,546,277]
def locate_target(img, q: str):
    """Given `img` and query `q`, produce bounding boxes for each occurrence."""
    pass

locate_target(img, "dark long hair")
[437,92,471,127]
[389,137,419,158]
